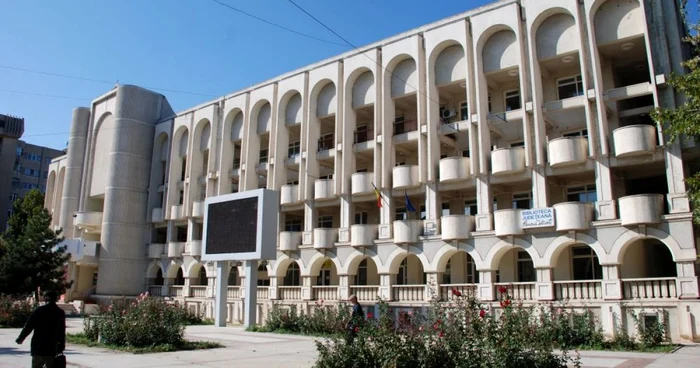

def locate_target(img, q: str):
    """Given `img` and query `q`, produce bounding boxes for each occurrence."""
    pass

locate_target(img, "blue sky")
[1,0,697,150]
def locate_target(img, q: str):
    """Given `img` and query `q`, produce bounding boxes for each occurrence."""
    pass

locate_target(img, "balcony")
[622,278,677,299]
[278,286,302,300]
[494,209,523,237]
[441,215,475,241]
[318,135,334,152]
[605,82,653,102]
[350,224,377,247]
[392,165,419,189]
[548,137,588,168]
[313,228,338,249]
[170,205,185,220]
[613,125,656,158]
[280,184,300,205]
[147,243,165,259]
[192,201,204,218]
[279,231,302,252]
[393,220,423,244]
[554,281,602,301]
[74,211,103,233]
[393,119,418,136]
[349,286,379,302]
[491,147,525,176]
[619,194,664,226]
[392,285,424,302]
[167,242,186,258]
[553,202,594,231]
[314,179,336,200]
[151,208,164,223]
[186,241,202,257]
[439,157,471,183]
[354,127,374,144]
[312,286,339,301]
[351,172,375,195]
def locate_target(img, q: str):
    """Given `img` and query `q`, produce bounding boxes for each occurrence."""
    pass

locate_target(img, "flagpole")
[371,182,390,208]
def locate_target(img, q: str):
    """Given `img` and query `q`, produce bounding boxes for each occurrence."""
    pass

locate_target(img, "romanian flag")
[371,182,382,208]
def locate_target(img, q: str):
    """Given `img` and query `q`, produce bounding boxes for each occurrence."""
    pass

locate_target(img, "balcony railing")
[280,184,300,205]
[318,136,334,152]
[148,243,165,259]
[393,119,418,136]
[257,286,270,300]
[354,127,374,144]
[441,215,475,241]
[279,286,302,300]
[169,285,184,297]
[148,286,163,296]
[553,280,602,300]
[312,286,339,301]
[440,284,477,301]
[495,282,536,301]
[553,202,594,231]
[619,194,664,226]
[349,286,379,302]
[392,285,424,302]
[622,278,677,299]
[227,286,241,299]
[190,285,207,298]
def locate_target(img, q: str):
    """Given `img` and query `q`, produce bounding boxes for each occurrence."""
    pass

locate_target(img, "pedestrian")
[15,291,66,368]
[345,295,364,345]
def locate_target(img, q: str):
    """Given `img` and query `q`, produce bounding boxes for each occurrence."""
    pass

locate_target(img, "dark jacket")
[17,302,66,356]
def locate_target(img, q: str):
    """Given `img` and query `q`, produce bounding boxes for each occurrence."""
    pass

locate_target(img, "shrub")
[84,293,185,347]
[0,295,35,328]
[630,310,666,347]
[261,301,351,336]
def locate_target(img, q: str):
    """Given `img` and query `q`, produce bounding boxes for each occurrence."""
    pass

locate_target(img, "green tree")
[0,190,72,296]
[652,15,700,222]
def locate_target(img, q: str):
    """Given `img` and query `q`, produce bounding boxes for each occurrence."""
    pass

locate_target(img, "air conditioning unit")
[441,109,456,119]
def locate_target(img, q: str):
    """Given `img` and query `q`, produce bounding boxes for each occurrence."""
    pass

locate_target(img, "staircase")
[56,302,78,315]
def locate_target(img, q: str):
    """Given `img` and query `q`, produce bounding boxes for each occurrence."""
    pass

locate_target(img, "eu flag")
[405,191,416,212]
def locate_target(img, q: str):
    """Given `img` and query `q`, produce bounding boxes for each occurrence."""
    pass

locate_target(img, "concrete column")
[301,275,313,301]
[532,166,548,208]
[97,87,168,296]
[423,183,440,236]
[215,261,230,327]
[206,277,215,298]
[379,273,393,301]
[676,261,700,299]
[242,260,257,328]
[183,277,192,298]
[600,303,623,340]
[338,194,352,242]
[477,271,495,301]
[378,188,393,239]
[425,272,440,301]
[268,276,280,300]
[535,268,554,301]
[161,278,172,298]
[666,143,691,213]
[187,218,196,241]
[338,274,350,300]
[302,201,316,245]
[594,158,617,220]
[475,176,493,231]
[59,107,90,239]
[601,265,622,300]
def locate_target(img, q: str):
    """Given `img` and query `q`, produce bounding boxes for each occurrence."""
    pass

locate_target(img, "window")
[258,264,271,286]
[356,168,368,173]
[355,259,368,286]
[317,215,333,228]
[228,267,238,286]
[9,193,19,202]
[232,158,240,170]
[180,158,187,181]
[466,256,479,283]
[517,251,536,282]
[395,161,406,166]
[441,202,450,216]
[443,260,452,284]
[420,204,426,221]
[287,180,299,185]
[14,163,21,172]
[571,246,602,280]
[464,200,478,216]
[395,207,407,221]
[354,212,368,225]
[355,125,372,144]
[317,261,332,286]
[285,219,302,232]
[487,94,492,113]
[284,262,301,286]
[11,178,19,189]
[460,101,469,121]
[512,192,532,209]
[567,184,597,203]
[563,129,588,138]
[45,157,52,164]
[288,141,300,158]
[461,149,470,158]
[259,148,268,164]
[179,190,184,205]
[319,174,333,180]
[43,171,48,179]
[510,141,525,148]
[396,258,408,285]
[318,133,334,151]
[202,151,209,171]
[175,226,187,242]
[504,89,521,111]
[16,147,22,156]
[557,75,584,100]
[440,153,448,159]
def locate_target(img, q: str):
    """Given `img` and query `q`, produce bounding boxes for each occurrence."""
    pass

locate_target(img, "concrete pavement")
[1,319,699,367]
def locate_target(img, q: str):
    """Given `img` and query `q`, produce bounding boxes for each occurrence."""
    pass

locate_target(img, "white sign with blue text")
[520,208,555,229]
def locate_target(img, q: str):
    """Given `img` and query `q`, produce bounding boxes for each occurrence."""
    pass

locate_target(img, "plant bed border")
[67,333,223,354]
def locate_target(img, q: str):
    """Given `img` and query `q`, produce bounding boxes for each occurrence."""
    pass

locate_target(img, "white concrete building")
[46,0,700,342]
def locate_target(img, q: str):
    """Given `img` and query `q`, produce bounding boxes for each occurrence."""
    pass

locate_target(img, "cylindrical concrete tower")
[97,86,168,296]
[58,107,90,238]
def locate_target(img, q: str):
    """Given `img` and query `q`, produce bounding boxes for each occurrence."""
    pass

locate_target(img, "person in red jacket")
[15,291,66,368]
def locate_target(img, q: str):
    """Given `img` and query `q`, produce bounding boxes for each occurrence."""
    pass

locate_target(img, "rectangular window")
[571,246,602,280]
[317,215,333,228]
[395,207,407,221]
[512,192,532,209]
[510,141,525,148]
[284,219,302,232]
[46,157,52,164]
[16,147,22,156]
[356,168,368,173]
[460,101,469,121]
[259,148,268,164]
[318,133,334,151]
[504,89,521,111]
[232,158,240,170]
[557,75,584,100]
[288,141,301,158]
[420,205,426,220]
[319,174,333,180]
[566,184,597,203]
[461,149,470,158]
[9,193,19,202]
[176,226,188,242]
[562,129,588,139]
[395,161,406,166]
[181,158,187,181]
[287,180,299,185]
[43,171,48,179]
[487,94,492,113]
[354,125,372,144]
[396,259,408,285]
[178,190,184,205]
[441,202,450,216]
[464,200,478,216]
[354,212,368,225]
[517,251,536,282]
[202,151,209,172]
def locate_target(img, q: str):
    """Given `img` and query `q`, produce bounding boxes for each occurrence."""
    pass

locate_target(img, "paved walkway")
[1,319,699,367]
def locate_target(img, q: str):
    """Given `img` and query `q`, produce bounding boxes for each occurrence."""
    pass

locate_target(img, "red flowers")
[479,309,486,318]
[438,331,444,338]
[500,299,512,308]
[354,327,359,333]
[497,285,507,294]
[451,288,462,297]
[367,312,374,319]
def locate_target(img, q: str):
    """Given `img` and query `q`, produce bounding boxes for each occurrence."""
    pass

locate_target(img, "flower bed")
[250,300,351,337]
[0,295,35,328]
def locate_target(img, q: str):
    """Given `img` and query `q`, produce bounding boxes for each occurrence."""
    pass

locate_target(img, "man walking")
[345,295,364,345]
[15,291,66,368]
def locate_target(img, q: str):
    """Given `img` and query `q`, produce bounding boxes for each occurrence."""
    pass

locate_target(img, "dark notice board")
[206,197,258,254]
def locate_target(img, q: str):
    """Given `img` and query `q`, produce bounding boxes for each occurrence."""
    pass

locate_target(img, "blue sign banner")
[520,208,555,228]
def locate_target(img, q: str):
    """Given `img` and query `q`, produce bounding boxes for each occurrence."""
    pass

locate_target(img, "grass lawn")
[66,333,223,354]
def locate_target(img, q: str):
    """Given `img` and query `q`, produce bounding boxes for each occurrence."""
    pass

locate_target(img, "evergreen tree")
[0,190,72,296]
[652,11,700,222]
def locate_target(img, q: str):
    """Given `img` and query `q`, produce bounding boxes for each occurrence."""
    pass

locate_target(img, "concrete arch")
[154,132,170,162]
[45,170,57,212]
[271,253,302,278]
[251,99,271,134]
[480,27,518,73]
[53,167,65,228]
[592,0,643,46]
[380,246,430,274]
[483,238,545,270]
[224,108,244,142]
[542,233,610,267]
[388,56,417,98]
[303,252,342,277]
[165,259,185,278]
[279,90,302,126]
[90,113,115,196]
[429,243,484,273]
[193,118,211,151]
[172,125,189,158]
[346,68,375,109]
[532,9,578,60]
[186,260,208,278]
[610,227,695,263]
[341,249,381,275]
[430,41,466,86]
[146,260,166,279]
[315,81,337,118]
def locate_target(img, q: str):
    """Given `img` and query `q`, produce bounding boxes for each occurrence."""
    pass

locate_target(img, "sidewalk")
[1,320,698,368]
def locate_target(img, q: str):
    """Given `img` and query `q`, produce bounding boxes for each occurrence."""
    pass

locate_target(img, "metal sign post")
[243,260,258,327]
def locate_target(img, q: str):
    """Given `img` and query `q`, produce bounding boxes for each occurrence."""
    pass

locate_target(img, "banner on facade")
[520,208,555,229]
